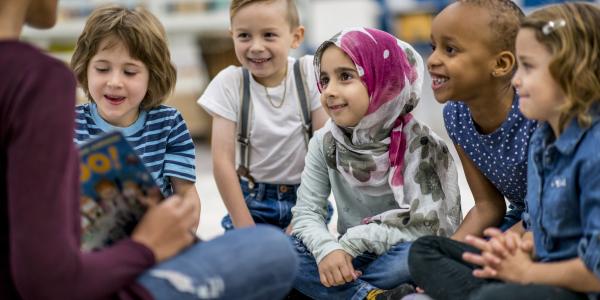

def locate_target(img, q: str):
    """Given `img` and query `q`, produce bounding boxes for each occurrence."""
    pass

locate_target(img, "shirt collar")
[90,103,147,136]
[544,112,600,155]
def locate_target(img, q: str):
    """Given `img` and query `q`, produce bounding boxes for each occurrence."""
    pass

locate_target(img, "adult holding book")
[0,0,298,299]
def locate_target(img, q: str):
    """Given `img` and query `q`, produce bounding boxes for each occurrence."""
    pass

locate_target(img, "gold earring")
[492,71,498,76]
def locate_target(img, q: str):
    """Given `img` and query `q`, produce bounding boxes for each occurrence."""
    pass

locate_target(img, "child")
[71,5,202,227]
[409,3,600,299]
[197,0,329,231]
[0,1,299,298]
[290,27,462,300]
[429,0,538,240]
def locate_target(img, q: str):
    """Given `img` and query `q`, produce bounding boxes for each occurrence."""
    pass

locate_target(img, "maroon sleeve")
[7,56,154,300]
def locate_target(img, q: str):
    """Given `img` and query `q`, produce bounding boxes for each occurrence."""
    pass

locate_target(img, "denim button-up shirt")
[523,118,600,281]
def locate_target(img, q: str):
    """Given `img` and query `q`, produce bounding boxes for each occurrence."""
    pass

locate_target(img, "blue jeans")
[137,225,298,299]
[222,180,333,230]
[498,205,524,232]
[291,236,412,300]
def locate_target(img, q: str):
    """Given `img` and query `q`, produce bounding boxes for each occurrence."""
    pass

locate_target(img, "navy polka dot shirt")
[444,95,538,208]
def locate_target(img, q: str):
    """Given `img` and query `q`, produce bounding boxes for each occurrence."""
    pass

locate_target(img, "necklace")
[264,72,287,109]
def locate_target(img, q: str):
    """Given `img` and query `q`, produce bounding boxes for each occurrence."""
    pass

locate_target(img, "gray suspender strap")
[236,68,254,187]
[293,57,313,145]
[236,58,311,185]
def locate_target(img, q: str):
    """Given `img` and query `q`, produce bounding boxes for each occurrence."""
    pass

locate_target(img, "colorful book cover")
[78,131,163,251]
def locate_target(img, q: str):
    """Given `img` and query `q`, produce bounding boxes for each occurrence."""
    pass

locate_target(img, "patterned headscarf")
[315,28,461,233]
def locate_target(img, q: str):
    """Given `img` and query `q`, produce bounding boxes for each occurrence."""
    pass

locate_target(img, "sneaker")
[365,284,416,300]
[285,288,311,300]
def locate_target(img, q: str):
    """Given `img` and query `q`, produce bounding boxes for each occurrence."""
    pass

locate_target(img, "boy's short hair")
[230,0,300,30]
[71,5,176,110]
[457,0,524,53]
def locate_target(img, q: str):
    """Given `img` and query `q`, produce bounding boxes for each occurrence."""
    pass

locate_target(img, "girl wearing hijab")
[289,27,462,299]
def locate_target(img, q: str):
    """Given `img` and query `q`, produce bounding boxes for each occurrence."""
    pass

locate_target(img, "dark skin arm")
[451,145,506,241]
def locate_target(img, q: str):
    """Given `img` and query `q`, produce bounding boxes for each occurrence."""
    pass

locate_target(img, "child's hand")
[285,224,293,235]
[463,228,534,267]
[463,230,534,284]
[131,192,197,262]
[473,242,534,284]
[317,250,361,287]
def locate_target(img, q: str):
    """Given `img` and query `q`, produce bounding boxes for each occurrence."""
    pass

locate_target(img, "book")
[78,131,163,251]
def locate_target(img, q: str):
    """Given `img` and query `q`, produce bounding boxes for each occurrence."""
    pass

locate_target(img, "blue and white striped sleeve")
[164,110,196,182]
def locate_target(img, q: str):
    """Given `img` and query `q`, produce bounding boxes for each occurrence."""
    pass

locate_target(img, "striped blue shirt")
[74,103,196,196]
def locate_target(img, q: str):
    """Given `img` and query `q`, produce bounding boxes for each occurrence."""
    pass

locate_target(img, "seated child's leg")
[138,225,298,300]
[222,181,298,230]
[292,237,393,300]
[223,181,336,231]
[469,282,587,300]
[408,236,486,300]
[357,242,412,289]
[497,205,524,232]
[220,215,235,231]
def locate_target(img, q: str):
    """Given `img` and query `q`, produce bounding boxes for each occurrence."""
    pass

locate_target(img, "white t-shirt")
[198,56,322,184]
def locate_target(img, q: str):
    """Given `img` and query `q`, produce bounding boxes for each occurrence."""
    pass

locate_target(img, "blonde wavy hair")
[521,2,600,132]
[71,5,176,110]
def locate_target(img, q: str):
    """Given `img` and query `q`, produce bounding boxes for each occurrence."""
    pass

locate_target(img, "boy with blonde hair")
[199,0,329,231]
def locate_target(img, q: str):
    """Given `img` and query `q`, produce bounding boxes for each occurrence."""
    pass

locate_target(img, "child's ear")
[492,50,516,77]
[290,25,305,49]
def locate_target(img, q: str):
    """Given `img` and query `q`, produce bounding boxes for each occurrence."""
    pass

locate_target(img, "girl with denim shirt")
[409,3,600,299]
[291,28,462,300]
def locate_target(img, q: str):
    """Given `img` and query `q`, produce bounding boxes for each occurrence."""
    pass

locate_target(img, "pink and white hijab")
[315,28,461,234]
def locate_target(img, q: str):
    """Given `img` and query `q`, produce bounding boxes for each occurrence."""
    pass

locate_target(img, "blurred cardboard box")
[394,12,433,44]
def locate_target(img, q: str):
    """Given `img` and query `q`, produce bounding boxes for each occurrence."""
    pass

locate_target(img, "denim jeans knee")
[291,236,412,299]
[139,225,298,300]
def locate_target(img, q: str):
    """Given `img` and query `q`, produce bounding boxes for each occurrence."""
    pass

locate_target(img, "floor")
[193,71,475,240]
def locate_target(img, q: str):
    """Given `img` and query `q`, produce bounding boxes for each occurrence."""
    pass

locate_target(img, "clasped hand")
[462,228,535,284]
[317,250,362,287]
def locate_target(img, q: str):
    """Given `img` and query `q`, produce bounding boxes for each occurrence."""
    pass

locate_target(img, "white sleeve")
[291,131,342,263]
[197,65,241,122]
[338,223,424,257]
[300,55,322,111]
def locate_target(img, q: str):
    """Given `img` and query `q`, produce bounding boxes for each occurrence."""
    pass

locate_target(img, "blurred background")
[23,0,597,240]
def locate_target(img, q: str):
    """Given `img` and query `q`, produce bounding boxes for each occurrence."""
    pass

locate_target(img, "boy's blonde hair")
[457,0,524,54]
[230,0,300,30]
[521,3,600,131]
[71,5,176,110]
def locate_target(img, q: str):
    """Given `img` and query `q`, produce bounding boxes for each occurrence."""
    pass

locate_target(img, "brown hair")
[521,2,600,131]
[229,0,300,30]
[71,5,176,110]
[457,0,524,54]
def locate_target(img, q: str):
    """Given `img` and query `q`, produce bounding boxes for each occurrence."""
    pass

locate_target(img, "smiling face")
[230,0,303,87]
[319,45,370,128]
[427,2,499,103]
[87,37,150,127]
[513,28,565,132]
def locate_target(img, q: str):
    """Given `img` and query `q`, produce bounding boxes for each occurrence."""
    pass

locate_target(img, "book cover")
[78,131,163,251]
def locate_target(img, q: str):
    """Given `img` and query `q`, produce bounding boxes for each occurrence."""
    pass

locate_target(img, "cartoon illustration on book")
[78,131,163,251]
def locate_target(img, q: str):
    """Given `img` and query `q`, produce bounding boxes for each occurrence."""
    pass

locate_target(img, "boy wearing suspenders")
[198,0,328,231]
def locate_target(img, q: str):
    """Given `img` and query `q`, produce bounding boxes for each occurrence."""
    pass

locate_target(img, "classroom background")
[22,0,598,240]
